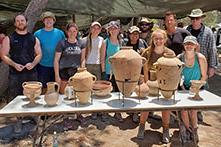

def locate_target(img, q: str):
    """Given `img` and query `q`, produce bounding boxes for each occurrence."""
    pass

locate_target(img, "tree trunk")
[24,0,48,33]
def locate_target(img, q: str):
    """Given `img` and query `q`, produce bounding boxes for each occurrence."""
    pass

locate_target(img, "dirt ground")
[0,69,221,147]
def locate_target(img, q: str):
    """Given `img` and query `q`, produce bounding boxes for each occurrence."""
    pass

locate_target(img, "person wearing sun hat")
[138,17,154,45]
[186,9,217,122]
[34,11,65,91]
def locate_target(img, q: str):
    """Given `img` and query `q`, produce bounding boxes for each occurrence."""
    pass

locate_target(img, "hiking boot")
[162,128,170,144]
[101,113,108,122]
[132,113,139,123]
[137,123,145,139]
[114,113,123,122]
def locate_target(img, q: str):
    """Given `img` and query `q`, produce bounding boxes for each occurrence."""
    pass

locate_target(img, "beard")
[16,24,27,31]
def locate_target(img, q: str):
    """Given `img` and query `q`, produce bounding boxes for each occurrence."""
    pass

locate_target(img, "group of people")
[0,8,217,144]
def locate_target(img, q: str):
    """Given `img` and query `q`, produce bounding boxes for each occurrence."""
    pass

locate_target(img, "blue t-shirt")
[105,38,120,74]
[34,28,65,67]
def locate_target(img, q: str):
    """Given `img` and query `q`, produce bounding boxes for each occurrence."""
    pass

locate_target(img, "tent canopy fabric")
[0,0,221,18]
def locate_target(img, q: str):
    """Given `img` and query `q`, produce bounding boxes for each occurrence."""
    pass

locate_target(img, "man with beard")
[34,11,65,92]
[1,14,42,101]
[138,17,154,45]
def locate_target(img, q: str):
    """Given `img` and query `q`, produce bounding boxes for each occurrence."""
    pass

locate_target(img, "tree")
[24,0,48,33]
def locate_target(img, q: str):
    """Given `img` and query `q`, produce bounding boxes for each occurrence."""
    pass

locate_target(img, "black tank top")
[9,31,36,73]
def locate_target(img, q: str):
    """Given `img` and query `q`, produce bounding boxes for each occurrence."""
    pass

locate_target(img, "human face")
[67,26,78,39]
[129,31,139,43]
[184,42,197,52]
[190,17,202,29]
[14,15,27,31]
[91,25,101,36]
[153,32,166,47]
[108,26,120,36]
[165,14,176,30]
[43,17,55,29]
[139,22,152,32]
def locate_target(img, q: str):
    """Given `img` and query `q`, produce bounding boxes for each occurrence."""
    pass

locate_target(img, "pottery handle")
[54,82,60,93]
[108,57,113,64]
[22,82,27,88]
[92,75,97,81]
[153,62,158,69]
[141,57,146,65]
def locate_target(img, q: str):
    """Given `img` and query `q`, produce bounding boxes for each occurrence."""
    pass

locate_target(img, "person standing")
[164,11,191,55]
[1,14,42,101]
[34,11,65,91]
[138,17,154,45]
[137,29,175,144]
[178,35,207,143]
[186,8,217,78]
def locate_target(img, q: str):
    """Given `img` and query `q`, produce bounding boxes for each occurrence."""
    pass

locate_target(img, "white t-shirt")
[86,36,104,64]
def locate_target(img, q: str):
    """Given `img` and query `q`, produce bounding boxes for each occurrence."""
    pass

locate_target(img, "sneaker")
[132,113,139,123]
[162,128,170,144]
[137,123,145,139]
[114,113,123,122]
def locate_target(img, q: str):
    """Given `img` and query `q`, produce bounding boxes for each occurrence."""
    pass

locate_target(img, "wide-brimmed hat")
[128,26,141,33]
[188,8,206,18]
[91,21,101,27]
[41,11,56,21]
[183,35,198,45]
[107,21,120,29]
[139,17,151,24]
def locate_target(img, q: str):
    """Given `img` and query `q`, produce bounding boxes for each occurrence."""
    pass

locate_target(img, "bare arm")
[81,48,86,67]
[25,37,42,70]
[54,52,62,84]
[143,63,149,82]
[1,36,25,71]
[100,41,106,72]
[197,53,208,81]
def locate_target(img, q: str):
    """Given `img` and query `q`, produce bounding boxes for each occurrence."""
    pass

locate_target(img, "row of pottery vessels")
[23,81,60,106]
[109,46,184,99]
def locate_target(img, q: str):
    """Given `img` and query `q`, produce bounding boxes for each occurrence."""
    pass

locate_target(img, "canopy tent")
[0,0,221,18]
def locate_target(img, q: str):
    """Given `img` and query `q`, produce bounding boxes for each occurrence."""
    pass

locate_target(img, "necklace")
[184,54,195,67]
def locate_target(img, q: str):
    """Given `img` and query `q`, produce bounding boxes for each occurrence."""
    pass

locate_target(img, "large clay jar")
[69,67,96,92]
[108,46,146,97]
[154,52,183,99]
[22,81,42,104]
[76,91,91,104]
[44,82,60,106]
[134,75,149,98]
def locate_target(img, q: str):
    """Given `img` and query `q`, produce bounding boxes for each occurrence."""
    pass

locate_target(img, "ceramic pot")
[44,82,59,106]
[76,91,91,104]
[108,46,146,97]
[190,80,206,100]
[64,85,75,100]
[92,80,113,97]
[134,75,149,98]
[146,80,159,96]
[22,81,42,104]
[154,52,183,99]
[69,67,96,92]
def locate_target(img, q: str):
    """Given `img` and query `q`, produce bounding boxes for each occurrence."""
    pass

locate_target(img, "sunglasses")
[190,17,201,20]
[140,23,151,26]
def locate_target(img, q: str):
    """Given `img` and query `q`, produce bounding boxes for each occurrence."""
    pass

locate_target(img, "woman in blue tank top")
[178,35,207,142]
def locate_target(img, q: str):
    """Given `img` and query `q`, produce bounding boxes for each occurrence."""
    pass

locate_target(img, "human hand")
[14,63,25,71]
[25,62,35,70]
[208,67,215,78]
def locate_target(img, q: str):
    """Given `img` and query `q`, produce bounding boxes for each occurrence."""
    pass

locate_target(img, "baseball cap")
[183,35,198,44]
[128,26,141,33]
[107,21,120,29]
[91,21,101,27]
[41,11,56,21]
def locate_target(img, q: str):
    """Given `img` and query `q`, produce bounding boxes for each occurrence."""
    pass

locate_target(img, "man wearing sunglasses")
[138,17,154,45]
